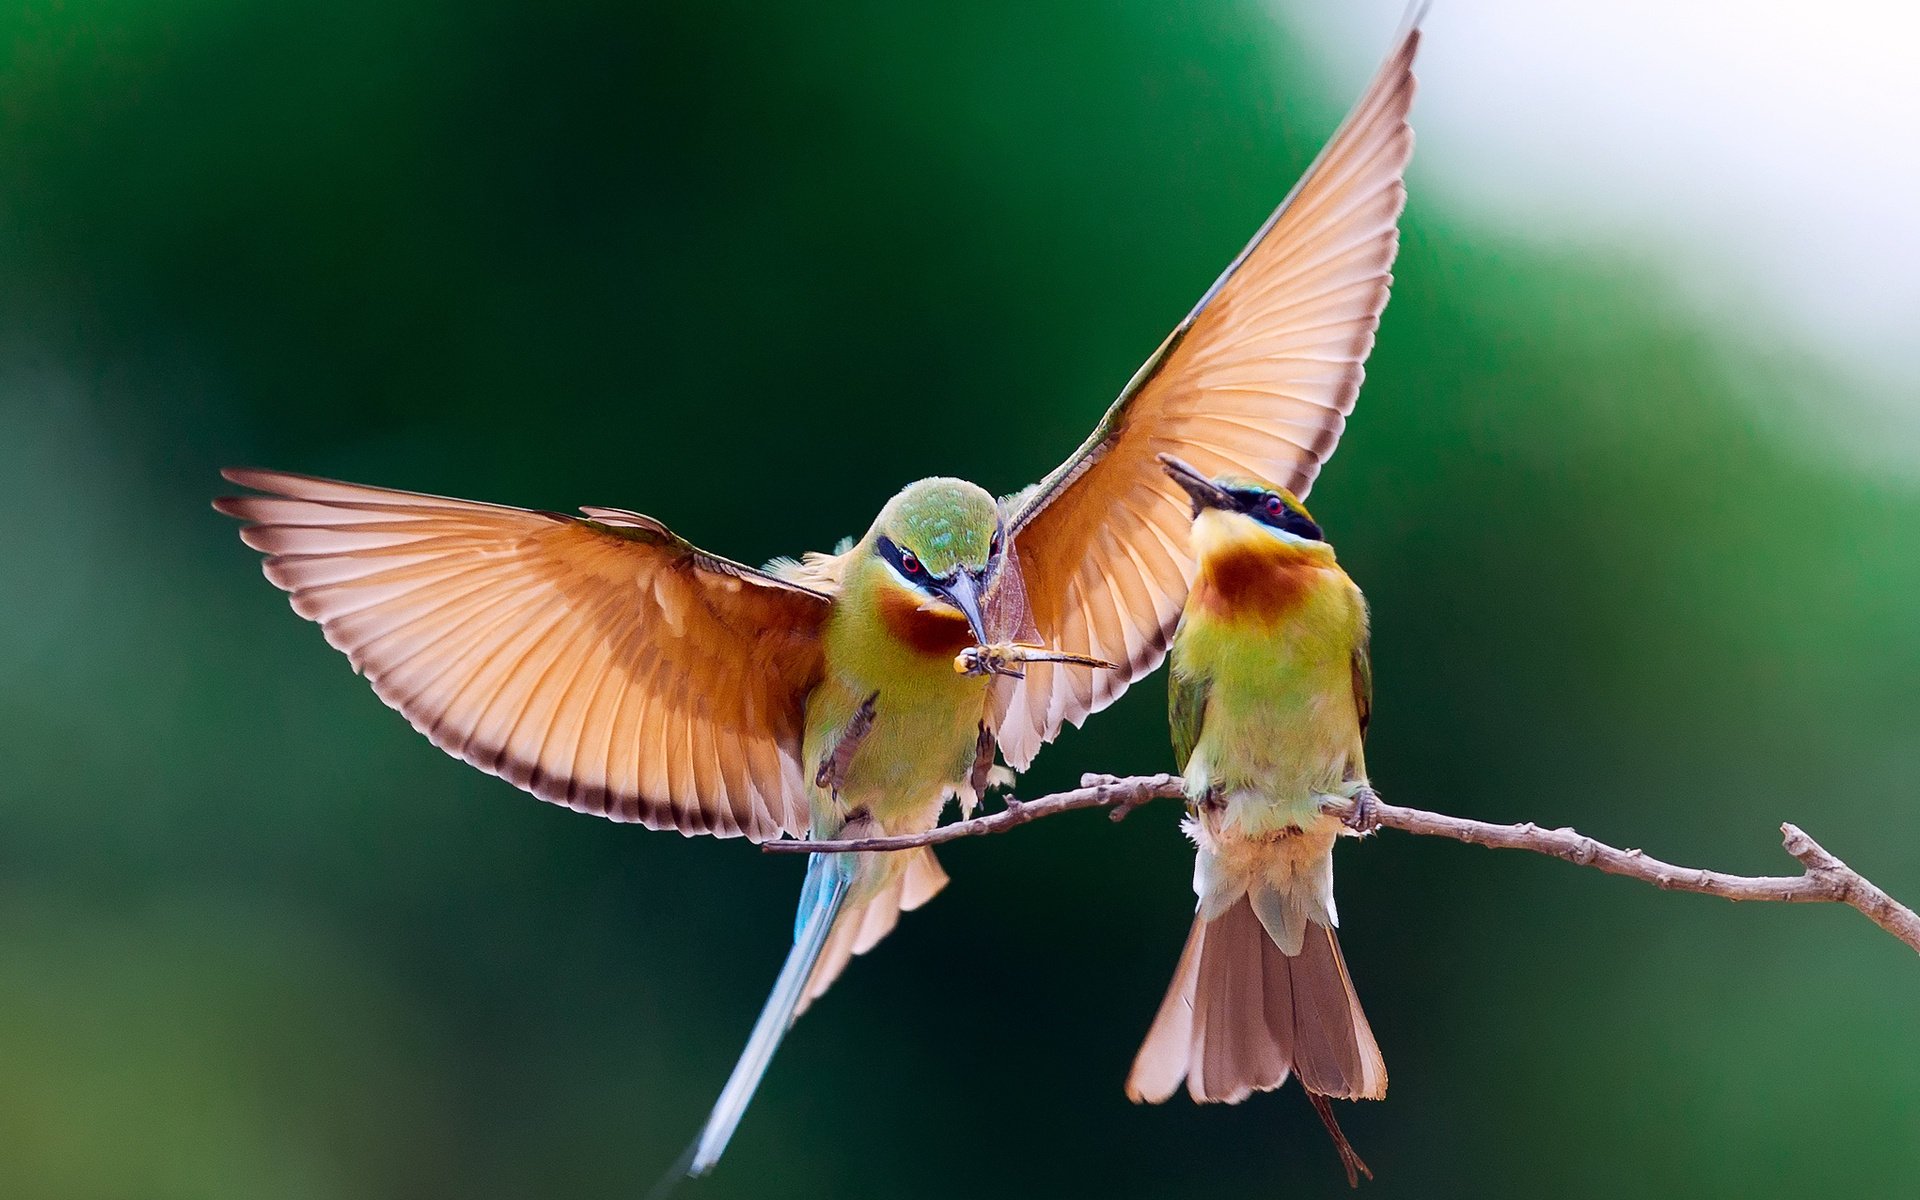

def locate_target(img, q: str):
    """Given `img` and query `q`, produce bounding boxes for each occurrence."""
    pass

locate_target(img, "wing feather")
[217,468,829,840]
[995,21,1419,768]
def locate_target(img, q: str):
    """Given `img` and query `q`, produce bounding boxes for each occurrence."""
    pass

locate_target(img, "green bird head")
[1158,454,1326,545]
[866,477,1004,642]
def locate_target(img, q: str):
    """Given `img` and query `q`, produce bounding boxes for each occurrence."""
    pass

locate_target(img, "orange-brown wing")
[994,21,1419,769]
[216,468,829,841]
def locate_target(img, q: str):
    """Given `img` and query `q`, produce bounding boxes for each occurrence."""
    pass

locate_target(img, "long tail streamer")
[658,852,853,1189]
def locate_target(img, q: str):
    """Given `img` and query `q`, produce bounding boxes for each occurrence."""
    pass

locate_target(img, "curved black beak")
[939,570,990,644]
[1157,454,1233,514]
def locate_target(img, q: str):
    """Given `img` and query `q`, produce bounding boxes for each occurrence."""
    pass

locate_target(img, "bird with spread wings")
[217,15,1418,1179]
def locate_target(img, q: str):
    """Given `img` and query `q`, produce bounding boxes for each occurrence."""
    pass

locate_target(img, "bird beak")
[939,570,990,644]
[1157,454,1232,513]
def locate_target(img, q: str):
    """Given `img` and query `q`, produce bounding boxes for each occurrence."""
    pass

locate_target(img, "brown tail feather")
[1308,1090,1374,1189]
[1127,894,1385,1104]
[796,847,948,1014]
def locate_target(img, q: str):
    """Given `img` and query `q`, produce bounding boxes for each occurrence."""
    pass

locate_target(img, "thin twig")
[764,773,1920,956]
[763,774,1188,856]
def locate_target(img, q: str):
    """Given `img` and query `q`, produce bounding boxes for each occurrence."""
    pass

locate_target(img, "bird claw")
[814,692,879,797]
[1342,785,1382,835]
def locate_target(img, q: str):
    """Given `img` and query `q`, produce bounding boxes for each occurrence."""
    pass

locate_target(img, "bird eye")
[1263,495,1286,517]
[900,550,923,577]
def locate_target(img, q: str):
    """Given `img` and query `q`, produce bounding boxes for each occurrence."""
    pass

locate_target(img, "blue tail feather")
[676,852,853,1180]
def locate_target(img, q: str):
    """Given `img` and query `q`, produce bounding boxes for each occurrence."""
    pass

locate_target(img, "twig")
[764,773,1920,956]
[763,773,1187,856]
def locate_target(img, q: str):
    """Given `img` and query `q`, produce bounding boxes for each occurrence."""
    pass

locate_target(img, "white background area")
[1291,1,1919,459]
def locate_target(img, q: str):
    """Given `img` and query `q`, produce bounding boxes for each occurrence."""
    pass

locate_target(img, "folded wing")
[217,468,830,841]
[995,21,1420,768]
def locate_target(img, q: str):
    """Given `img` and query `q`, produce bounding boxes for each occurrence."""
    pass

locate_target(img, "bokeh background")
[4,2,1916,1197]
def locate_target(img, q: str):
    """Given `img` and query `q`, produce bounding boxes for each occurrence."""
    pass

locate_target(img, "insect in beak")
[954,643,1118,680]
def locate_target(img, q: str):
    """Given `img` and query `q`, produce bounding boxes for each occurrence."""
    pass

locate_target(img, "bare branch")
[763,774,1188,856]
[764,773,1920,956]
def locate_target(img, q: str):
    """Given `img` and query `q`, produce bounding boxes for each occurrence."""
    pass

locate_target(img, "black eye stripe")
[876,536,944,584]
[877,531,1000,586]
[1239,491,1324,542]
[876,535,913,576]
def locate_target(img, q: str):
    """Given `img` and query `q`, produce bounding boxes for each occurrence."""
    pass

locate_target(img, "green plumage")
[1170,525,1370,833]
[1130,466,1387,1108]
[1167,665,1209,776]
[690,477,1004,1172]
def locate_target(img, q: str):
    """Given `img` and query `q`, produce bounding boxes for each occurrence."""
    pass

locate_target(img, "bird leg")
[959,723,1015,818]
[966,723,1018,799]
[968,722,995,801]
[1342,784,1382,836]
[1306,1090,1374,1189]
[954,642,1117,679]
[814,692,879,800]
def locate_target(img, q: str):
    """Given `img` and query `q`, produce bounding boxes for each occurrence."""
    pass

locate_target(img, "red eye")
[900,550,923,576]
[1264,495,1286,517]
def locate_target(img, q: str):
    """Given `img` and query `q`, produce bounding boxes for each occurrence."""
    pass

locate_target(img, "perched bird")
[214,13,1416,1179]
[1127,455,1387,1182]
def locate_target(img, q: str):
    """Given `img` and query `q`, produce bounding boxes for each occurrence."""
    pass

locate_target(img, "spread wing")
[216,468,831,841]
[993,21,1419,768]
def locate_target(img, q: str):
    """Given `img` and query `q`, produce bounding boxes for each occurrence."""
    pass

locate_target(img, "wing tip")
[220,465,305,492]
[216,466,284,517]
[1399,0,1432,40]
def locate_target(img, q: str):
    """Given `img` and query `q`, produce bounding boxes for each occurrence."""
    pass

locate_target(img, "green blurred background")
[3,2,1915,1197]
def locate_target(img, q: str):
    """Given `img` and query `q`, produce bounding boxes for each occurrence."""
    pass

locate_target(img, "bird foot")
[814,692,879,798]
[965,722,1014,812]
[1342,785,1382,835]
